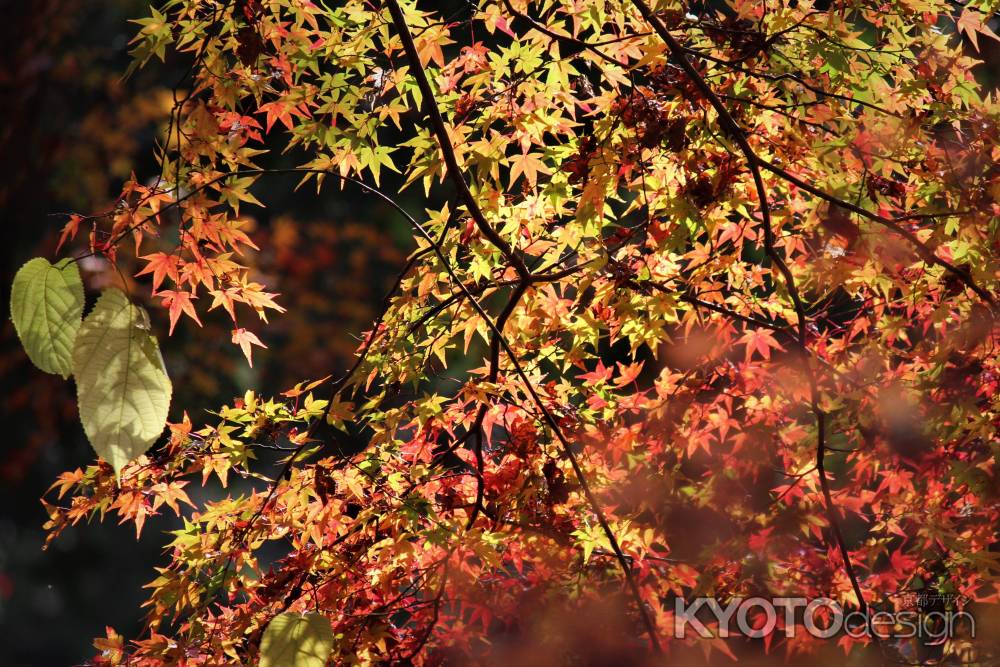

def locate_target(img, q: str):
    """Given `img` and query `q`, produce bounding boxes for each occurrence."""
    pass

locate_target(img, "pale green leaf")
[259,612,335,667]
[10,257,84,378]
[72,289,172,475]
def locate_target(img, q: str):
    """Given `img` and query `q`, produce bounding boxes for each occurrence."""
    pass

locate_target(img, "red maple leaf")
[158,290,202,335]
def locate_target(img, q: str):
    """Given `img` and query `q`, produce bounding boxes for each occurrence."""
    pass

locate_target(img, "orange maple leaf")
[738,328,785,362]
[232,327,266,367]
[56,214,84,253]
[158,289,202,335]
[238,281,287,321]
[956,8,1000,52]
[137,252,182,292]
[208,287,240,321]
[257,99,310,133]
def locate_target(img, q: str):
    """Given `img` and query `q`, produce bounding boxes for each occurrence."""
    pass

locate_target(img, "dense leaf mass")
[29,0,1000,664]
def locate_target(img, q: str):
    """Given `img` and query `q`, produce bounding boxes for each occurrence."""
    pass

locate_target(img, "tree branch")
[631,0,873,627]
[384,0,530,281]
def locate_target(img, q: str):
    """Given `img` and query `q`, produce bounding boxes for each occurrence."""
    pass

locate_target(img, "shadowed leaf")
[10,257,84,377]
[259,612,335,667]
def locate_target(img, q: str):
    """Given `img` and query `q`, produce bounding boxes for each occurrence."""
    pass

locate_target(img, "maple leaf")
[257,100,310,133]
[158,289,202,335]
[137,252,182,292]
[578,360,613,384]
[93,627,124,662]
[614,361,644,387]
[324,394,354,429]
[208,287,240,321]
[49,468,84,499]
[56,214,84,253]
[238,281,287,321]
[509,150,551,188]
[167,412,193,447]
[232,327,266,367]
[956,9,1000,52]
[738,328,785,362]
[149,481,193,514]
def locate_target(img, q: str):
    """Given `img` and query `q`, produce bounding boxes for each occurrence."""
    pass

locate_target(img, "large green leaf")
[10,257,84,377]
[259,612,335,667]
[72,288,172,475]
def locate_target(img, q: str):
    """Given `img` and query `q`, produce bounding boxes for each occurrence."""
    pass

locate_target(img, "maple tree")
[9,0,1000,664]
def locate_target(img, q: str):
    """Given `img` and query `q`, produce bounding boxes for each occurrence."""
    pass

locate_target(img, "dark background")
[1,2,998,664]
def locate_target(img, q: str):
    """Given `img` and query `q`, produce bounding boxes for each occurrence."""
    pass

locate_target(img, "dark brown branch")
[467,279,529,529]
[500,0,622,66]
[757,158,996,308]
[630,0,874,629]
[384,0,530,281]
[370,174,662,654]
[382,2,661,652]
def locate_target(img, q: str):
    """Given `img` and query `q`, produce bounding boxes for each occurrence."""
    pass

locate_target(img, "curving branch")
[497,0,993,310]
[384,0,662,653]
[629,0,874,630]
[467,279,529,530]
[758,158,996,308]
[350,164,663,653]
[384,0,530,281]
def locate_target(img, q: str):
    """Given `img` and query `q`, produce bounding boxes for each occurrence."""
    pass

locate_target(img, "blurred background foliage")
[2,1,1000,665]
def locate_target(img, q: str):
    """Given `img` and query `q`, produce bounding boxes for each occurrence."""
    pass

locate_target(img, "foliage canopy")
[13,0,1000,663]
